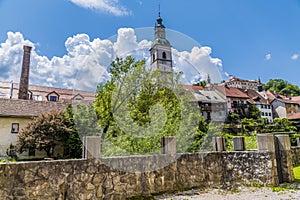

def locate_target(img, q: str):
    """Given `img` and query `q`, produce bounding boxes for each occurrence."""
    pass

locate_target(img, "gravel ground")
[155,186,300,200]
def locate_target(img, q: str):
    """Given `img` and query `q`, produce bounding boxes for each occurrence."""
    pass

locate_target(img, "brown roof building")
[0,98,69,118]
[0,81,96,103]
[0,98,73,158]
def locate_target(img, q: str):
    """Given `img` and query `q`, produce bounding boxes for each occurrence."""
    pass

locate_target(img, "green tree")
[63,104,82,158]
[264,79,300,96]
[94,56,207,155]
[94,56,143,135]
[247,104,261,120]
[74,104,101,138]
[272,118,297,132]
[17,106,82,158]
[193,80,207,88]
[226,112,240,124]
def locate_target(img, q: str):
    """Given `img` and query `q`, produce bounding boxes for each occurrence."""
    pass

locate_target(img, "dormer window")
[46,91,60,102]
[72,94,84,102]
[49,96,57,101]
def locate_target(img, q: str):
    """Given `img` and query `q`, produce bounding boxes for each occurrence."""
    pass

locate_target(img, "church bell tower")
[150,11,173,73]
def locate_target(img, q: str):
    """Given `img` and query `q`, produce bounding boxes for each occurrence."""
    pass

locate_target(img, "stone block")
[275,134,291,151]
[297,138,300,146]
[275,134,294,183]
[212,137,226,152]
[161,136,176,154]
[82,136,101,159]
[233,137,245,151]
[257,134,275,152]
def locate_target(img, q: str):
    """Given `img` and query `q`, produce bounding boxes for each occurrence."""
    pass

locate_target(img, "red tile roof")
[266,90,300,105]
[290,96,300,103]
[240,89,269,104]
[181,85,204,91]
[215,85,249,99]
[288,112,300,120]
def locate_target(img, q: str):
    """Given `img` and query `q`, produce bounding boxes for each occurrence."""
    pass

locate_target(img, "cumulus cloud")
[114,28,139,56]
[0,28,224,91]
[0,32,111,91]
[291,54,299,60]
[265,53,271,60]
[173,46,223,84]
[70,0,130,16]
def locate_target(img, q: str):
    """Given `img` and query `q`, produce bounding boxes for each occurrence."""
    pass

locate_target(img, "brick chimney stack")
[18,45,32,100]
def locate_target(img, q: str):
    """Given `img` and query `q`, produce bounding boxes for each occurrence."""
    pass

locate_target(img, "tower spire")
[156,4,163,26]
[150,9,173,75]
[207,74,211,84]
[158,3,160,17]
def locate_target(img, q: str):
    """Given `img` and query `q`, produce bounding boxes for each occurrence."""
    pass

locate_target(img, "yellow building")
[0,98,69,158]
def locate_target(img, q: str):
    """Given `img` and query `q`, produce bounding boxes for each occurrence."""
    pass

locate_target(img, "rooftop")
[0,81,96,102]
[0,98,69,118]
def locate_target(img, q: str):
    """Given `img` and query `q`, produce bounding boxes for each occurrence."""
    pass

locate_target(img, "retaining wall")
[0,151,277,199]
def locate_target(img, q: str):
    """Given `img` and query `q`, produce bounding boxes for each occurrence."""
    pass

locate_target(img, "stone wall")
[222,151,278,186]
[0,151,278,199]
[291,146,300,166]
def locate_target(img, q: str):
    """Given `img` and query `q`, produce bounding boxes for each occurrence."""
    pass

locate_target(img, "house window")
[262,112,264,116]
[33,95,42,101]
[28,147,35,156]
[269,113,272,116]
[11,123,19,133]
[49,96,57,102]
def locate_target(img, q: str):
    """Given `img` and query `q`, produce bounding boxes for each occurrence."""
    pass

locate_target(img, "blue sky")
[1,0,300,90]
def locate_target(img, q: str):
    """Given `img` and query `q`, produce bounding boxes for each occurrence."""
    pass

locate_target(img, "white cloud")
[70,0,130,16]
[265,53,271,60]
[172,46,223,84]
[0,29,224,91]
[114,28,139,56]
[291,54,299,60]
[0,32,112,91]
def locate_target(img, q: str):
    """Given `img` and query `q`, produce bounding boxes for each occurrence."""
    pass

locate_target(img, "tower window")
[153,54,155,61]
[162,52,167,59]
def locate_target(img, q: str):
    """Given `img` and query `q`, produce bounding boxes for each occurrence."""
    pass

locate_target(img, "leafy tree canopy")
[17,105,82,158]
[94,56,208,156]
[264,79,300,96]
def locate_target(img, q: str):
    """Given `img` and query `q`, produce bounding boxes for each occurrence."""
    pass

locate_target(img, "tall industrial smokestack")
[9,80,13,99]
[18,45,32,100]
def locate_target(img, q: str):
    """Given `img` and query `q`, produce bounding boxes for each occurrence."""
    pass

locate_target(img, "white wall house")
[225,77,260,91]
[257,104,273,123]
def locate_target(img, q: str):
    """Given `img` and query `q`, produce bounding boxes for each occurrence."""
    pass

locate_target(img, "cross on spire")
[157,4,163,26]
[158,4,161,17]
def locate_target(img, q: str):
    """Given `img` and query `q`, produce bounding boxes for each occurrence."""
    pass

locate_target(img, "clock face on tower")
[159,31,165,38]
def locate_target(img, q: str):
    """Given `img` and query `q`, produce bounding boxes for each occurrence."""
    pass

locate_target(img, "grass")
[293,164,300,183]
[0,158,17,163]
[271,186,288,193]
[269,165,300,193]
